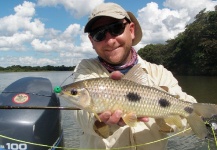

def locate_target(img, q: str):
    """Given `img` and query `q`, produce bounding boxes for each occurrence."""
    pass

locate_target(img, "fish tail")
[186,103,217,139]
[186,112,207,138]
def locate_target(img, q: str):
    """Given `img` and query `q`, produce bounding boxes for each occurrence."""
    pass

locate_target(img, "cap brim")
[84,14,125,33]
[84,16,101,33]
[127,12,142,46]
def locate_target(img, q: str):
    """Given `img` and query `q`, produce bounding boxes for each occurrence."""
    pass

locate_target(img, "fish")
[58,64,217,139]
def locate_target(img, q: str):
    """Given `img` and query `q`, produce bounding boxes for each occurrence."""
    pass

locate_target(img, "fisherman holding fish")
[59,2,216,150]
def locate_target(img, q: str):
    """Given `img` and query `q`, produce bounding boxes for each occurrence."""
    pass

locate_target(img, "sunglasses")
[90,22,129,42]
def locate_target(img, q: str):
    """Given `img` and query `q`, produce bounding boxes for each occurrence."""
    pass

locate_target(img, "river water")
[0,71,217,150]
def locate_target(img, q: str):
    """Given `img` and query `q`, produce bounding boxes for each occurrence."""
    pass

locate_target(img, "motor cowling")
[0,77,63,150]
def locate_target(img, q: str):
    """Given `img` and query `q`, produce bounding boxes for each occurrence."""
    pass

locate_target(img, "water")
[175,76,217,104]
[0,72,217,150]
[0,71,82,149]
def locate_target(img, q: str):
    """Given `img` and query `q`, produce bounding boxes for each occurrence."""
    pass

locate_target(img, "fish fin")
[159,86,169,92]
[142,68,148,74]
[193,103,217,117]
[186,112,207,139]
[94,112,102,122]
[123,64,147,85]
[164,115,183,129]
[186,103,217,139]
[175,95,180,99]
[155,118,174,133]
[89,105,102,122]
[94,120,110,138]
[152,85,169,93]
[155,86,180,99]
[122,113,137,127]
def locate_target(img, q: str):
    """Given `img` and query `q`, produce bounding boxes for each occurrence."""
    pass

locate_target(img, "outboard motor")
[0,77,63,150]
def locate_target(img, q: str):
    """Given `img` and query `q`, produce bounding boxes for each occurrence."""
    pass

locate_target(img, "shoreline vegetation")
[138,8,217,76]
[0,65,75,72]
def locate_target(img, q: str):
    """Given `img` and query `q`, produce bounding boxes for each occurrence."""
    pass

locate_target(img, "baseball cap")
[84,3,142,46]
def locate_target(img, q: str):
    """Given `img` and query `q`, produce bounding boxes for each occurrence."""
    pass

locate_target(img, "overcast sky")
[0,0,217,67]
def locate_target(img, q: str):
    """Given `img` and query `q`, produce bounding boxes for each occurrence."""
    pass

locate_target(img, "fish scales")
[58,64,217,139]
[81,78,192,118]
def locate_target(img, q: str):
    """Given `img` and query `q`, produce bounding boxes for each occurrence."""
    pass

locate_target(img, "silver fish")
[58,64,217,139]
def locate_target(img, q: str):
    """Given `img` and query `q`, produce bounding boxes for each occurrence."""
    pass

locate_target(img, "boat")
[0,76,217,150]
[0,77,64,150]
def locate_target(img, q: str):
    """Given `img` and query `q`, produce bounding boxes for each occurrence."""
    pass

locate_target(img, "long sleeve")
[71,56,196,149]
[138,56,197,134]
[139,56,197,103]
[72,58,110,137]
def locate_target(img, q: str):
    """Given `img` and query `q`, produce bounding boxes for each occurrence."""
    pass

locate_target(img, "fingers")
[138,117,149,122]
[100,72,123,125]
[98,111,111,123]
[110,71,124,80]
[98,111,149,126]
[117,118,126,126]
[101,71,149,125]
[98,110,123,125]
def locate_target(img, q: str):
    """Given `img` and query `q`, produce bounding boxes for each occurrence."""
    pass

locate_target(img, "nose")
[104,31,116,45]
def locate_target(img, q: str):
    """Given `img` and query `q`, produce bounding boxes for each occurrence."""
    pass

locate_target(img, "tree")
[138,44,166,65]
[138,7,217,75]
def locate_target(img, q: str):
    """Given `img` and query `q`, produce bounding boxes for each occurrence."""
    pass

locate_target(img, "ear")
[88,34,96,49]
[88,34,93,43]
[129,22,135,40]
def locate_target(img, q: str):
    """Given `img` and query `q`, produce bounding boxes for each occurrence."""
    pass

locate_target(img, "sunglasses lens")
[110,23,125,35]
[92,30,106,42]
[91,22,128,42]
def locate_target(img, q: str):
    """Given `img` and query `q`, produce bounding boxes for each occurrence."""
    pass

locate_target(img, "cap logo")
[92,10,104,17]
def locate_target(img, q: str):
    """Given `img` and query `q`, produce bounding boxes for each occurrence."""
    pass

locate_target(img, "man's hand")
[98,71,149,126]
[110,71,124,80]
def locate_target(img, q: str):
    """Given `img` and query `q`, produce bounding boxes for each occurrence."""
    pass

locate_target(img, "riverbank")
[0,65,75,72]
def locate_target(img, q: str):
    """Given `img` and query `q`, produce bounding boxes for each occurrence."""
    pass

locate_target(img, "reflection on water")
[176,76,217,104]
[60,99,83,148]
[0,72,217,149]
[167,135,216,150]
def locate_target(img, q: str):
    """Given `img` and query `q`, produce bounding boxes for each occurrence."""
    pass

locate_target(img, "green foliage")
[0,65,75,72]
[138,6,217,76]
[138,44,166,65]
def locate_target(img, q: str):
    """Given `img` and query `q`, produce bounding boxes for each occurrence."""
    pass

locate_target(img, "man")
[73,2,196,149]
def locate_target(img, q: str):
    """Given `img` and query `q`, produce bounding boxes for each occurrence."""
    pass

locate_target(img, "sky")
[0,0,217,67]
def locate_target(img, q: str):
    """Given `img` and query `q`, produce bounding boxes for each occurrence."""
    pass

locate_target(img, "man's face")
[89,17,135,65]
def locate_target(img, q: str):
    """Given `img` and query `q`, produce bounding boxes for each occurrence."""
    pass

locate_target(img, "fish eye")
[71,89,78,95]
